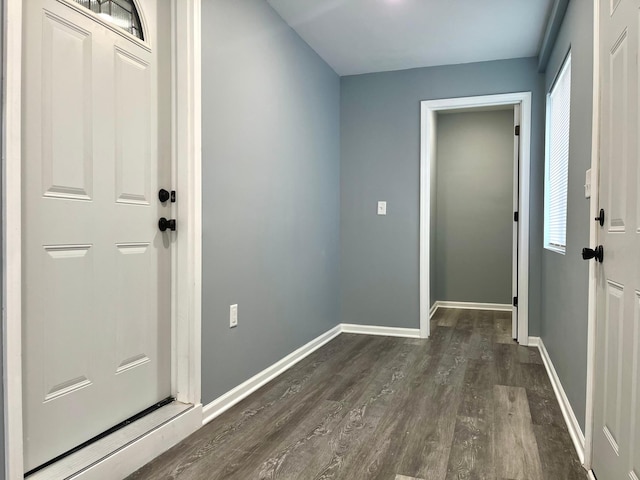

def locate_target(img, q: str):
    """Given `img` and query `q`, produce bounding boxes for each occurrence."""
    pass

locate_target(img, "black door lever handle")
[582,246,603,263]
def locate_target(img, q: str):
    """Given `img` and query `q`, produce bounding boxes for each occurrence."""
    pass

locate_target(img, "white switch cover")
[377,201,387,215]
[230,304,238,328]
[585,169,592,199]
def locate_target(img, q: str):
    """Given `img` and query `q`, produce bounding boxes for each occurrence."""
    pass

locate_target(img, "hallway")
[128,309,586,480]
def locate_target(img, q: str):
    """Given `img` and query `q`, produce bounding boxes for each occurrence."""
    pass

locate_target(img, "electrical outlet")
[230,304,238,328]
[377,201,387,215]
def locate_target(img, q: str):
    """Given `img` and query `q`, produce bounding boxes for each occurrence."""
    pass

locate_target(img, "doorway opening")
[419,93,532,344]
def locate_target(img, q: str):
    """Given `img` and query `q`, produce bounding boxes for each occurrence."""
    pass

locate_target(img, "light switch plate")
[230,304,238,328]
[377,201,387,215]
[585,169,592,199]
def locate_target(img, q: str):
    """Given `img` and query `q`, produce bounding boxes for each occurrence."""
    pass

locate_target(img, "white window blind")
[545,53,571,253]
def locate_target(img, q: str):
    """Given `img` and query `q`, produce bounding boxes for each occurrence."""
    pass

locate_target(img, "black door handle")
[158,189,176,203]
[158,189,170,203]
[582,246,603,263]
[158,218,176,232]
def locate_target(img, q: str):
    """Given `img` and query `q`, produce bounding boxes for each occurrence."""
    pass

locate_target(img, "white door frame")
[583,0,601,471]
[1,0,202,478]
[419,92,532,344]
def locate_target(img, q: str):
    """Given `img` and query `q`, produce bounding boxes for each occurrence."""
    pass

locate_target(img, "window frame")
[72,0,145,40]
[544,51,572,255]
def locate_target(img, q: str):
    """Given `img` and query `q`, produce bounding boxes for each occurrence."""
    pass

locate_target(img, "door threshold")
[26,401,193,480]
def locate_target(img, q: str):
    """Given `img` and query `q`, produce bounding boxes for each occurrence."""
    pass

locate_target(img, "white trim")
[66,405,202,480]
[202,325,342,426]
[512,104,521,340]
[531,336,586,464]
[429,302,438,318]
[3,0,24,478]
[2,1,202,477]
[587,470,597,480]
[419,107,436,339]
[518,93,532,347]
[172,0,202,408]
[527,336,541,348]
[340,324,422,338]
[28,402,193,480]
[420,92,531,345]
[433,301,514,312]
[584,0,600,470]
[544,243,567,255]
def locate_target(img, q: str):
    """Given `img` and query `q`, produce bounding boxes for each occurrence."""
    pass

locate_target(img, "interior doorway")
[433,106,515,310]
[419,93,532,344]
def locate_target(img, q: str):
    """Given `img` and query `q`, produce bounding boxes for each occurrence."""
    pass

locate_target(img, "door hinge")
[514,211,519,222]
[515,125,520,136]
[513,296,518,307]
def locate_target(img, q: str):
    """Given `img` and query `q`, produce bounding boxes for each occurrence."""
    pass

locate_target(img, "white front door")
[592,0,640,477]
[22,0,172,471]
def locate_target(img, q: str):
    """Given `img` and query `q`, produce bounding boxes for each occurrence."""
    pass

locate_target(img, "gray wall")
[541,0,593,432]
[201,0,341,403]
[434,109,514,304]
[340,58,545,331]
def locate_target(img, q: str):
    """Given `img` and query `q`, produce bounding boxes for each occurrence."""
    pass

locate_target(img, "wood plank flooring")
[127,309,587,480]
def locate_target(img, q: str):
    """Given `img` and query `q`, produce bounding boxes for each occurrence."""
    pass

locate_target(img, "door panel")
[42,245,95,401]
[608,31,628,232]
[114,242,152,374]
[115,48,151,205]
[42,12,93,201]
[603,280,624,453]
[23,0,171,471]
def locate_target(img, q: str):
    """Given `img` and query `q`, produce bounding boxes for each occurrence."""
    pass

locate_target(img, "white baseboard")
[434,301,513,312]
[531,336,586,464]
[340,323,421,338]
[70,404,202,480]
[429,303,438,318]
[202,325,342,426]
[587,470,596,480]
[527,336,540,347]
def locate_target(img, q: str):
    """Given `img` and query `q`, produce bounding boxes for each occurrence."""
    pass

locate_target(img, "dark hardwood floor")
[128,309,587,480]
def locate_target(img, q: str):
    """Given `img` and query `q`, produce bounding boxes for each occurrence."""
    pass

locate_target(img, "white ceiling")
[267,0,554,76]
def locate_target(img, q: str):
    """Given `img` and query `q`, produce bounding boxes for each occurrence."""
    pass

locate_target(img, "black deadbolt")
[582,245,604,263]
[158,217,176,232]
[159,189,170,203]
[595,208,605,227]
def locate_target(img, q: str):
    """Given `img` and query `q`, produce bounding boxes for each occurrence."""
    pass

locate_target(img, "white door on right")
[592,0,640,478]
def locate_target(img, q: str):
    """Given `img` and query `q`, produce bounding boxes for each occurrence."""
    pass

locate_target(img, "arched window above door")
[73,0,144,40]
